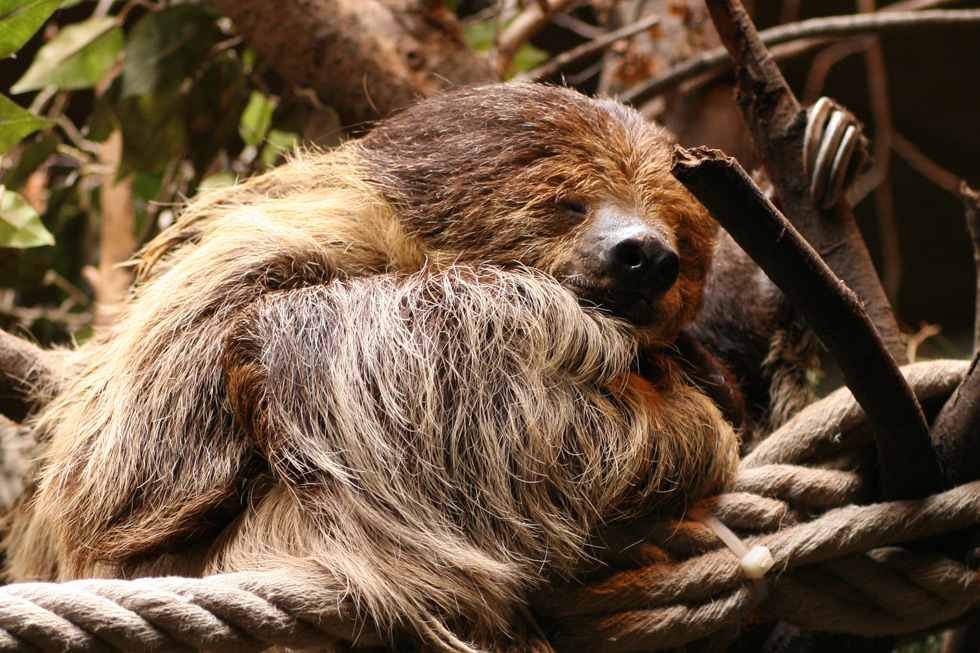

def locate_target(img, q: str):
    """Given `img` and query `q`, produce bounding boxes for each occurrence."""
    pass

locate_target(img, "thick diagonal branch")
[703,0,907,364]
[931,185,980,486]
[671,147,941,500]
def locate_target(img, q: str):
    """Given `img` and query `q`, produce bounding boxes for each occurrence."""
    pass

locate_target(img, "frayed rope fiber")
[1,360,977,652]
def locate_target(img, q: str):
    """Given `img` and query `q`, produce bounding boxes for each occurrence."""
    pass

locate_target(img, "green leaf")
[0,0,62,58]
[0,130,58,187]
[11,15,122,93]
[238,90,277,147]
[0,186,55,248]
[260,128,298,168]
[198,171,236,191]
[120,4,221,98]
[115,92,187,176]
[509,43,548,77]
[462,19,495,52]
[0,94,52,152]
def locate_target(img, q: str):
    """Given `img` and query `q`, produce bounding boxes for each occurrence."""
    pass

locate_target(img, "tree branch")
[519,13,661,82]
[0,330,60,424]
[962,183,980,352]
[82,129,135,329]
[494,0,577,75]
[671,147,941,500]
[701,0,908,365]
[622,9,980,108]
[208,0,495,129]
[931,184,980,486]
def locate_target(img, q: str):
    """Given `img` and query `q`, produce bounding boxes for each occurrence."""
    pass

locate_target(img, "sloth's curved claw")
[805,97,866,210]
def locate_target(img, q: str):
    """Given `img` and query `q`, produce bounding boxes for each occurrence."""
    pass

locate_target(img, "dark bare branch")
[622,9,980,108]
[963,183,980,353]
[519,13,661,82]
[671,146,941,500]
[701,0,907,365]
[890,132,962,194]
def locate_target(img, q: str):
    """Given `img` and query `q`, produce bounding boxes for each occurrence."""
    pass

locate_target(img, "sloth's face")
[530,187,712,347]
[356,82,715,344]
[548,200,682,328]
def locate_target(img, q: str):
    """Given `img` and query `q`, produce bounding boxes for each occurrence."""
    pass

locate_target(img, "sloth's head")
[356,83,715,345]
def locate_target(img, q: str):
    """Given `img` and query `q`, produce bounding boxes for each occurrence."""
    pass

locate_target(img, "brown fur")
[2,83,737,650]
[687,230,819,440]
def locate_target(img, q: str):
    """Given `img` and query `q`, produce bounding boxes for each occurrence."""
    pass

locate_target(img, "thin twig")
[671,147,942,500]
[623,9,980,106]
[856,0,902,301]
[549,12,605,39]
[519,13,661,81]
[802,36,874,104]
[494,0,579,74]
[963,183,980,353]
[891,132,962,194]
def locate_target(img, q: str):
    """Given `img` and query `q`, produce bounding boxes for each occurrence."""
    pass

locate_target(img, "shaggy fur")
[688,230,819,438]
[2,83,738,650]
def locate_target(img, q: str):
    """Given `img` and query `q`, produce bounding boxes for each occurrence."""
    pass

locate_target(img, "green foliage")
[120,4,221,98]
[462,16,547,78]
[0,94,52,152]
[0,185,54,247]
[898,635,942,653]
[239,90,277,147]
[0,0,62,58]
[11,15,123,93]
[0,0,300,342]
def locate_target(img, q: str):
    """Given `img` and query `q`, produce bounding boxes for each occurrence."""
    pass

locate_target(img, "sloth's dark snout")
[589,203,680,299]
[608,235,680,296]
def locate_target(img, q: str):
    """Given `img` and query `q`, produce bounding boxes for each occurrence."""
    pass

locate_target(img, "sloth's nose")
[608,235,680,296]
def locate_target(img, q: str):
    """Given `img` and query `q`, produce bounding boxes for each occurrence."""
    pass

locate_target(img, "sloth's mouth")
[561,276,660,327]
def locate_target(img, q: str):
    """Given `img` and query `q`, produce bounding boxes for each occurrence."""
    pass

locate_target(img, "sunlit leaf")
[11,15,122,93]
[0,94,52,152]
[238,90,277,147]
[260,128,298,168]
[0,0,62,57]
[198,171,236,191]
[0,186,54,248]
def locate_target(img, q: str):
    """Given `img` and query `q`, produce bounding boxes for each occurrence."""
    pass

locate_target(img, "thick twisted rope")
[0,360,974,652]
[0,572,382,651]
[542,359,977,651]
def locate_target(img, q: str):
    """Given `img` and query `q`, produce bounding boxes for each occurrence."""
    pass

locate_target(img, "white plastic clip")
[693,509,774,581]
[739,544,774,579]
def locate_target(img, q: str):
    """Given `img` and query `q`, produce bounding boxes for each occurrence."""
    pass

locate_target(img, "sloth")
[2,83,740,650]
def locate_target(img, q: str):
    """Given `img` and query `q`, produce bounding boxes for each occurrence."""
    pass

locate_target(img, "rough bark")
[208,0,496,128]
[0,330,59,424]
[931,184,980,486]
[703,0,907,364]
[671,146,941,500]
